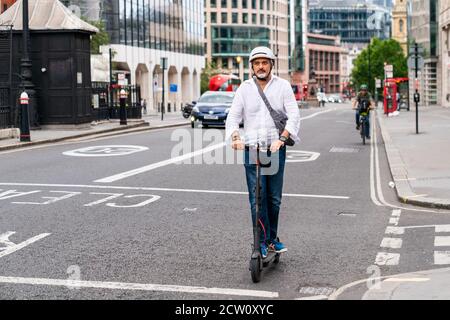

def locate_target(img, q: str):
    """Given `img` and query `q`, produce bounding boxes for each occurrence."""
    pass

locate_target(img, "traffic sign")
[409,46,424,55]
[408,55,424,70]
[384,64,393,72]
[375,79,382,88]
[386,71,393,79]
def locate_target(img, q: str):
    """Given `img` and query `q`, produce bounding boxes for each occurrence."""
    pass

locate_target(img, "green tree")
[351,38,407,94]
[82,19,110,54]
[200,61,220,94]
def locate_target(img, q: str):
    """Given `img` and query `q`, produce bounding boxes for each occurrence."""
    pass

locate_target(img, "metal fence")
[91,82,142,121]
[0,25,13,129]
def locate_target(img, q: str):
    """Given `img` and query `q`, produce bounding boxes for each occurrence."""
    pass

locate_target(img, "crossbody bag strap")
[252,76,285,132]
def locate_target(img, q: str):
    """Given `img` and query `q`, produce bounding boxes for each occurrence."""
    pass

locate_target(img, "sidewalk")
[377,105,450,209]
[0,111,189,151]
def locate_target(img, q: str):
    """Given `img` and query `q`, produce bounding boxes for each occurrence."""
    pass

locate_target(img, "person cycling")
[352,84,373,139]
[225,46,300,258]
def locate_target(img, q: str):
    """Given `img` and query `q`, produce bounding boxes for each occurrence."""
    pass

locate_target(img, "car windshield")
[199,94,234,104]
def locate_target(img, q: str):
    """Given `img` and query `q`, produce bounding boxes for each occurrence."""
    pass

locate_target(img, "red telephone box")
[383,77,409,114]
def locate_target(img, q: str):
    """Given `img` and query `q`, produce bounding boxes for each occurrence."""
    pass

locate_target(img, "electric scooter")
[249,143,281,283]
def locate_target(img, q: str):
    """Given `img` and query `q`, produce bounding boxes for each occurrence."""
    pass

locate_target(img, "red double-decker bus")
[209,74,241,92]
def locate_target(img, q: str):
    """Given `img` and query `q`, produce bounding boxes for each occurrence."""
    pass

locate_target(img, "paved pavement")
[377,105,450,209]
[0,111,189,151]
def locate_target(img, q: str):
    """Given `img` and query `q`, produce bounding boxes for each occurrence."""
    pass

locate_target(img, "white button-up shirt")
[225,75,301,145]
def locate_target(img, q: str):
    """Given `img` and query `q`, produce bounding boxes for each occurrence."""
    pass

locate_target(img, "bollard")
[19,91,31,142]
[119,89,127,125]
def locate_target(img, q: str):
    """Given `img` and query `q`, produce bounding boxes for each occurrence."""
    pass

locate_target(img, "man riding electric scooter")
[225,46,301,282]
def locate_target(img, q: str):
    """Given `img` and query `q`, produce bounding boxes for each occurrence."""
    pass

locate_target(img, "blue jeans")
[355,111,370,138]
[244,146,286,243]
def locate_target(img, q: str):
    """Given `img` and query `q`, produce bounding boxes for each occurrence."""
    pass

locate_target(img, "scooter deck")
[262,251,281,267]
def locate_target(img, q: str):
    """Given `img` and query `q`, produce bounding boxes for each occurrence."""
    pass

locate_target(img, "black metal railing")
[0,87,11,129]
[91,82,142,121]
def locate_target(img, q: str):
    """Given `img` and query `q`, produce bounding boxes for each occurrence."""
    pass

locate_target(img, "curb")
[376,111,450,210]
[0,121,189,152]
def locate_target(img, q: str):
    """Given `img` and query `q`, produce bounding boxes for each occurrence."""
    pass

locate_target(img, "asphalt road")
[1,103,450,300]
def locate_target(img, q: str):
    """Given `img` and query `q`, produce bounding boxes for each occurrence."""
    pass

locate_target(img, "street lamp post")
[161,57,168,121]
[236,56,244,81]
[276,16,279,76]
[19,0,36,141]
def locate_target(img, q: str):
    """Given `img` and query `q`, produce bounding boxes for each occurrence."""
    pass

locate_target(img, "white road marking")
[370,116,383,207]
[375,252,400,266]
[286,150,320,163]
[0,233,51,259]
[391,209,402,217]
[434,251,450,265]
[94,142,226,183]
[298,286,335,296]
[436,225,450,233]
[384,277,429,283]
[0,276,279,298]
[295,295,329,300]
[63,145,149,157]
[385,226,405,235]
[380,238,403,249]
[0,183,350,200]
[389,217,400,225]
[12,191,81,205]
[434,236,450,247]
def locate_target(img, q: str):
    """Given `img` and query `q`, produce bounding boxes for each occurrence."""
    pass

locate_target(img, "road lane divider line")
[0,182,349,200]
[94,142,226,183]
[0,276,279,298]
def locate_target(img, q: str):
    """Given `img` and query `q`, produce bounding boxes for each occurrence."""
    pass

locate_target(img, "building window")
[211,12,217,23]
[243,13,248,24]
[260,0,264,10]
[211,0,217,8]
[399,19,404,33]
[252,0,256,9]
[243,0,248,9]
[221,12,228,23]
[221,0,227,8]
[232,13,238,24]
[232,0,238,8]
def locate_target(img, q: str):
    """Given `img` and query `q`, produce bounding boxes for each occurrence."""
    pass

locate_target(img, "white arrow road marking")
[0,232,51,259]
[0,276,279,298]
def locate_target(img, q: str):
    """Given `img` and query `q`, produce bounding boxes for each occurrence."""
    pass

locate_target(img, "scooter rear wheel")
[250,257,262,283]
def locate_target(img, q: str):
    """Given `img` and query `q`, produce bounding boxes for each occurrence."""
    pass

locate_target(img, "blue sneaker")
[260,242,268,258]
[269,239,287,253]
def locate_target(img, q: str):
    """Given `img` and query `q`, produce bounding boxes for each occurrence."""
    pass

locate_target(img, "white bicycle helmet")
[249,46,276,63]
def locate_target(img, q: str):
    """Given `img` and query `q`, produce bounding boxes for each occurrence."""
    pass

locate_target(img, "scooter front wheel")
[250,256,262,283]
